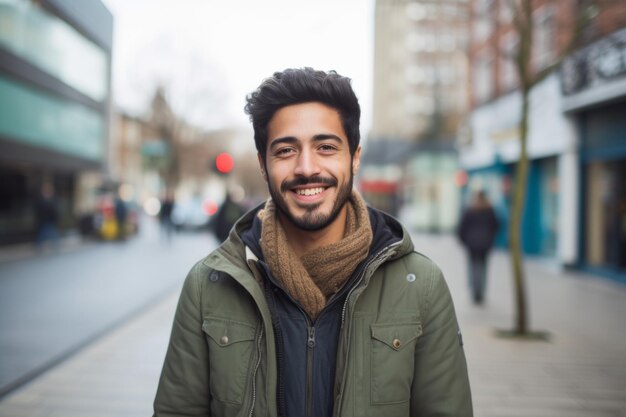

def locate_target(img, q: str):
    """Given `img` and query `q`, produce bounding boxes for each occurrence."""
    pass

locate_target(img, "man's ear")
[352,146,362,175]
[257,153,268,182]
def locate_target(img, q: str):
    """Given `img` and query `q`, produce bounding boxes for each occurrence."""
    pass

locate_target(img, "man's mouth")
[282,177,336,196]
[295,187,326,196]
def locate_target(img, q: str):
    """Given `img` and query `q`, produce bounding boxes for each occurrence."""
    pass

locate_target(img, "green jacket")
[154,208,473,417]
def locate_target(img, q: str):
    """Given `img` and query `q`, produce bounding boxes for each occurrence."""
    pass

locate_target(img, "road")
[0,217,217,397]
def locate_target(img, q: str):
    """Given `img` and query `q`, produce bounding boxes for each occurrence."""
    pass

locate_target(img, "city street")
[0,230,625,416]
[0,217,218,398]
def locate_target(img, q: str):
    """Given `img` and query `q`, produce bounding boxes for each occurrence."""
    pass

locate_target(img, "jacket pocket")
[202,317,257,405]
[370,322,422,405]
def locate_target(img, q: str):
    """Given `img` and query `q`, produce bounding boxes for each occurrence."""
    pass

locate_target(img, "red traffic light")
[215,152,234,174]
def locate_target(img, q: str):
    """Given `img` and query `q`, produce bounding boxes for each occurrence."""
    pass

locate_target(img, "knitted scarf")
[259,191,373,320]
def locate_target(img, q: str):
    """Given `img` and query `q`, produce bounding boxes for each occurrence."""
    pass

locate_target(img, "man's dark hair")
[244,67,361,161]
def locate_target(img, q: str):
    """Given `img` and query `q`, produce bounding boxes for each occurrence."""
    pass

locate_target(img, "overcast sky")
[102,0,375,145]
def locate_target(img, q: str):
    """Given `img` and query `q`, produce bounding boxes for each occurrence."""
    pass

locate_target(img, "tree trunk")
[509,86,530,335]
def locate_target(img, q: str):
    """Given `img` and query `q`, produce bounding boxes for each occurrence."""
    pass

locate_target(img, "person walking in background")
[114,190,128,241]
[457,190,500,305]
[159,192,175,242]
[153,67,472,417]
[210,190,245,242]
[35,182,60,251]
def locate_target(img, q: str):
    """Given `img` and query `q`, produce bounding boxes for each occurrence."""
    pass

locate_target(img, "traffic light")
[215,152,234,174]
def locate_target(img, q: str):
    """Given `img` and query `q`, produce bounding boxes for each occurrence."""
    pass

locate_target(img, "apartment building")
[366,0,468,228]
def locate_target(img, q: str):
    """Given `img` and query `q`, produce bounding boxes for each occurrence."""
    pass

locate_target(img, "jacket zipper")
[333,241,401,416]
[306,325,316,417]
[257,260,317,417]
[256,246,400,417]
[248,326,264,417]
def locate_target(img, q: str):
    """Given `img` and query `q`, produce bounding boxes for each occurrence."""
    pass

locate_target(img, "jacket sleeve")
[411,262,473,417]
[154,263,211,416]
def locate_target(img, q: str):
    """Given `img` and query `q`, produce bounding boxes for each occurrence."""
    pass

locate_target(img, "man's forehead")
[267,102,346,142]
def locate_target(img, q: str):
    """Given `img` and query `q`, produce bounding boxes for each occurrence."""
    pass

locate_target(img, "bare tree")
[129,39,229,194]
[495,0,624,336]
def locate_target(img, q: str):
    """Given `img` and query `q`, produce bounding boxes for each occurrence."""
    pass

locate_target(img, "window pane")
[0,0,108,101]
[0,74,105,160]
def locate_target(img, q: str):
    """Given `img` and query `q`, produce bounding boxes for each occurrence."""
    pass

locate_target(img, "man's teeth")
[296,187,324,196]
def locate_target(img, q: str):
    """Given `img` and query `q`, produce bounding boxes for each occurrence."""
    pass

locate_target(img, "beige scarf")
[259,191,373,320]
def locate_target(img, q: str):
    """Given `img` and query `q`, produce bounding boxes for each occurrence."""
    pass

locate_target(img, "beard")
[268,170,354,232]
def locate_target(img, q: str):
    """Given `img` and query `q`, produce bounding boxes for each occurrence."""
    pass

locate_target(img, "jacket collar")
[235,201,414,264]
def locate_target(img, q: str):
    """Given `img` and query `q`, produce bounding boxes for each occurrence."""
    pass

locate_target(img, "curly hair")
[244,67,361,162]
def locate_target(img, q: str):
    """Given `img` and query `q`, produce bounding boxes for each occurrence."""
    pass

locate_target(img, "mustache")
[281,176,337,192]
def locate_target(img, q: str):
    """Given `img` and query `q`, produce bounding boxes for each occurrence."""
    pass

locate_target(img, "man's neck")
[278,206,348,258]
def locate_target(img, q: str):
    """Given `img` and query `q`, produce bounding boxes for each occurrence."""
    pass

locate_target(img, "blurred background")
[1,0,626,416]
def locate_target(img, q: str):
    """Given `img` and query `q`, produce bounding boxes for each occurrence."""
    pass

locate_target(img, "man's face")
[260,102,360,231]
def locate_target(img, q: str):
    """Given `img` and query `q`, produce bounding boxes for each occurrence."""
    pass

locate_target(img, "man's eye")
[319,144,337,152]
[276,148,294,156]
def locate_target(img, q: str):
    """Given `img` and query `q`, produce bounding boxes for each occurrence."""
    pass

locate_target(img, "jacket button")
[220,335,229,345]
[210,272,219,282]
[406,273,416,282]
[392,338,401,349]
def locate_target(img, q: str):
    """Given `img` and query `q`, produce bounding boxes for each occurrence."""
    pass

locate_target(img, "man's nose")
[294,149,321,177]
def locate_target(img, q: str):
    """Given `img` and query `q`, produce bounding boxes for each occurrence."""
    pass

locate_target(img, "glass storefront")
[538,157,558,257]
[0,0,108,101]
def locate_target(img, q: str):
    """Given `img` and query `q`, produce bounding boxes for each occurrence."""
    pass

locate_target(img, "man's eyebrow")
[312,134,343,143]
[269,136,297,150]
[269,134,344,150]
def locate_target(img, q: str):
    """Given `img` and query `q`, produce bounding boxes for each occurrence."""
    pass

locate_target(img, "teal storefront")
[464,155,559,257]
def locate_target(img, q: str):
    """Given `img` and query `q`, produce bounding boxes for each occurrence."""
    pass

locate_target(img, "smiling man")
[153,68,473,417]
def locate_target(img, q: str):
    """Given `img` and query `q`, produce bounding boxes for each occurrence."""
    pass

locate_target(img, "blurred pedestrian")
[210,190,245,242]
[154,68,473,417]
[35,182,60,251]
[114,190,128,240]
[159,192,175,242]
[457,190,500,305]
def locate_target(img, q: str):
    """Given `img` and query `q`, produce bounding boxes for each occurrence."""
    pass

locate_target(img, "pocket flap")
[371,322,422,351]
[202,318,256,347]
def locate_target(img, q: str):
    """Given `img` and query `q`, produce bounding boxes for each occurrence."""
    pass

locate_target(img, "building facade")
[0,0,113,244]
[561,23,626,282]
[372,0,469,142]
[461,0,626,279]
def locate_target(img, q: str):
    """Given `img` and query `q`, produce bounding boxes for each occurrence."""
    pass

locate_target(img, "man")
[457,190,500,304]
[153,68,473,417]
[35,182,60,250]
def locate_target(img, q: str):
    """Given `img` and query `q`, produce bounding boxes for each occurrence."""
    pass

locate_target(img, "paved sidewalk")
[411,234,626,417]
[0,233,625,416]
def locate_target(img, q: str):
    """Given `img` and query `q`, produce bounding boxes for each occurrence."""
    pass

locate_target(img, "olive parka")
[153,205,473,417]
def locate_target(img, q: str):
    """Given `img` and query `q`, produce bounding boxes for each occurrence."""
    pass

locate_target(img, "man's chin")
[284,206,331,231]
[290,213,333,231]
